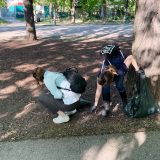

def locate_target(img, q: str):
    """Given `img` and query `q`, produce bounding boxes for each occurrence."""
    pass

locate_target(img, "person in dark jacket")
[91,44,145,116]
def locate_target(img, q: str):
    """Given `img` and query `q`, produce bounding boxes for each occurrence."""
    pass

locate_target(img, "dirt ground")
[0,35,160,142]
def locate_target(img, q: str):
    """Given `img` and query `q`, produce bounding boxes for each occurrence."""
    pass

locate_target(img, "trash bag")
[79,98,91,106]
[124,74,159,118]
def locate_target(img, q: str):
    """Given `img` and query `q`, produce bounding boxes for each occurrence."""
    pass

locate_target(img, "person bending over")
[33,67,84,124]
[91,44,145,116]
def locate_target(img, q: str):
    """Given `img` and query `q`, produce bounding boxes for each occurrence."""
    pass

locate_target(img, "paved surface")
[0,131,160,160]
[0,19,133,41]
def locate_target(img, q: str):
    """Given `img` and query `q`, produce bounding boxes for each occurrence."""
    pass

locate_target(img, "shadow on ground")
[0,35,159,142]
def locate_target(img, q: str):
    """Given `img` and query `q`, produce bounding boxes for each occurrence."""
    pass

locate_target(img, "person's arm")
[124,55,139,71]
[94,81,102,106]
[124,55,146,78]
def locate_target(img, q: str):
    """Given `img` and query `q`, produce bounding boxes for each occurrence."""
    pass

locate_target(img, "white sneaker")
[53,114,70,124]
[65,109,77,116]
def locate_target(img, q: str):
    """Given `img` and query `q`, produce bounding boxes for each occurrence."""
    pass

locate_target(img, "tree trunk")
[23,0,37,40]
[132,0,160,105]
[124,0,129,22]
[71,0,76,23]
[101,0,107,21]
[53,4,57,26]
[49,3,53,19]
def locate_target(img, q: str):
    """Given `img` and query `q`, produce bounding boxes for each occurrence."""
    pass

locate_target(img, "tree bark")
[132,0,160,105]
[71,0,76,23]
[53,4,57,26]
[23,0,37,40]
[124,0,129,22]
[49,3,53,19]
[101,0,107,20]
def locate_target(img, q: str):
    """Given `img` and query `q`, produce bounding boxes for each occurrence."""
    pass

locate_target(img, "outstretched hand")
[90,105,97,112]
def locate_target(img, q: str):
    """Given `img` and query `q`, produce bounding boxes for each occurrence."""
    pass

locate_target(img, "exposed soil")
[0,35,160,142]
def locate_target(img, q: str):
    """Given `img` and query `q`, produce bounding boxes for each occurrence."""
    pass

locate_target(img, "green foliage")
[33,0,136,22]
[0,18,8,25]
[0,0,6,7]
[79,0,101,17]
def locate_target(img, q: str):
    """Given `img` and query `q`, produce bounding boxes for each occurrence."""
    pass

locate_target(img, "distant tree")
[80,0,100,17]
[44,0,58,25]
[23,0,37,40]
[101,0,107,20]
[132,0,160,105]
[0,0,6,7]
[124,0,129,22]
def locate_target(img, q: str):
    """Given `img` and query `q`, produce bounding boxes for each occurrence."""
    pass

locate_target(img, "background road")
[0,21,133,41]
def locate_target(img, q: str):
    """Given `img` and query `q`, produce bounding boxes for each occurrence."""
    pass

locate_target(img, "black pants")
[38,92,79,114]
[102,75,126,102]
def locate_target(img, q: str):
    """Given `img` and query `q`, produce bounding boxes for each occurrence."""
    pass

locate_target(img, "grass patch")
[0,18,8,25]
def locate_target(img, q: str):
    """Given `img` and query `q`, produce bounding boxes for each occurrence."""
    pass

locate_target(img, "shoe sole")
[53,116,70,124]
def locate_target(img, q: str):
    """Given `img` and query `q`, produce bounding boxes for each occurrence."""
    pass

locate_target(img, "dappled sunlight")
[82,138,120,160]
[82,146,99,160]
[14,102,37,119]
[82,131,147,160]
[112,103,120,113]
[134,132,146,147]
[36,64,49,68]
[95,138,120,160]
[81,55,89,59]
[81,34,119,42]
[0,95,9,99]
[77,115,92,125]
[1,24,150,141]
[0,72,14,81]
[14,64,37,72]
[76,47,86,51]
[31,85,42,97]
[43,43,57,47]
[0,112,8,119]
[0,85,17,99]
[15,76,34,89]
[55,56,65,60]
[84,75,90,81]
[155,114,160,125]
[78,61,100,69]
[91,68,100,73]
[0,130,17,141]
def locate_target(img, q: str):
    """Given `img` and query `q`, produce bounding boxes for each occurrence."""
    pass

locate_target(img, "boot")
[101,101,110,117]
[119,91,127,108]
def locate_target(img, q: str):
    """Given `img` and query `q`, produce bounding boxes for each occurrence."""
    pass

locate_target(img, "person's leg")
[39,92,79,112]
[101,85,111,116]
[38,92,79,124]
[38,92,62,114]
[124,55,139,71]
[53,101,79,124]
[115,75,127,107]
[102,85,111,102]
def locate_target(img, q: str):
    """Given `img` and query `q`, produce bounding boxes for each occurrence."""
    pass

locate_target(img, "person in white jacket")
[33,67,81,124]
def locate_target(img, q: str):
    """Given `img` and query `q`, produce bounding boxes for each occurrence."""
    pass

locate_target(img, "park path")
[0,20,133,41]
[0,131,160,160]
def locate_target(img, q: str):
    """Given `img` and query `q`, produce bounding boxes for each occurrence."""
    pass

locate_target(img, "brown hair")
[98,65,117,86]
[32,67,45,85]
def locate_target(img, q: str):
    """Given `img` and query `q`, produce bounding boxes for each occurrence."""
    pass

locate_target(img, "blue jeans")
[102,75,126,102]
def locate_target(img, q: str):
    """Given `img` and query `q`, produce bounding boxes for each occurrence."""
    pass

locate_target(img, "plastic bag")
[124,75,159,118]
